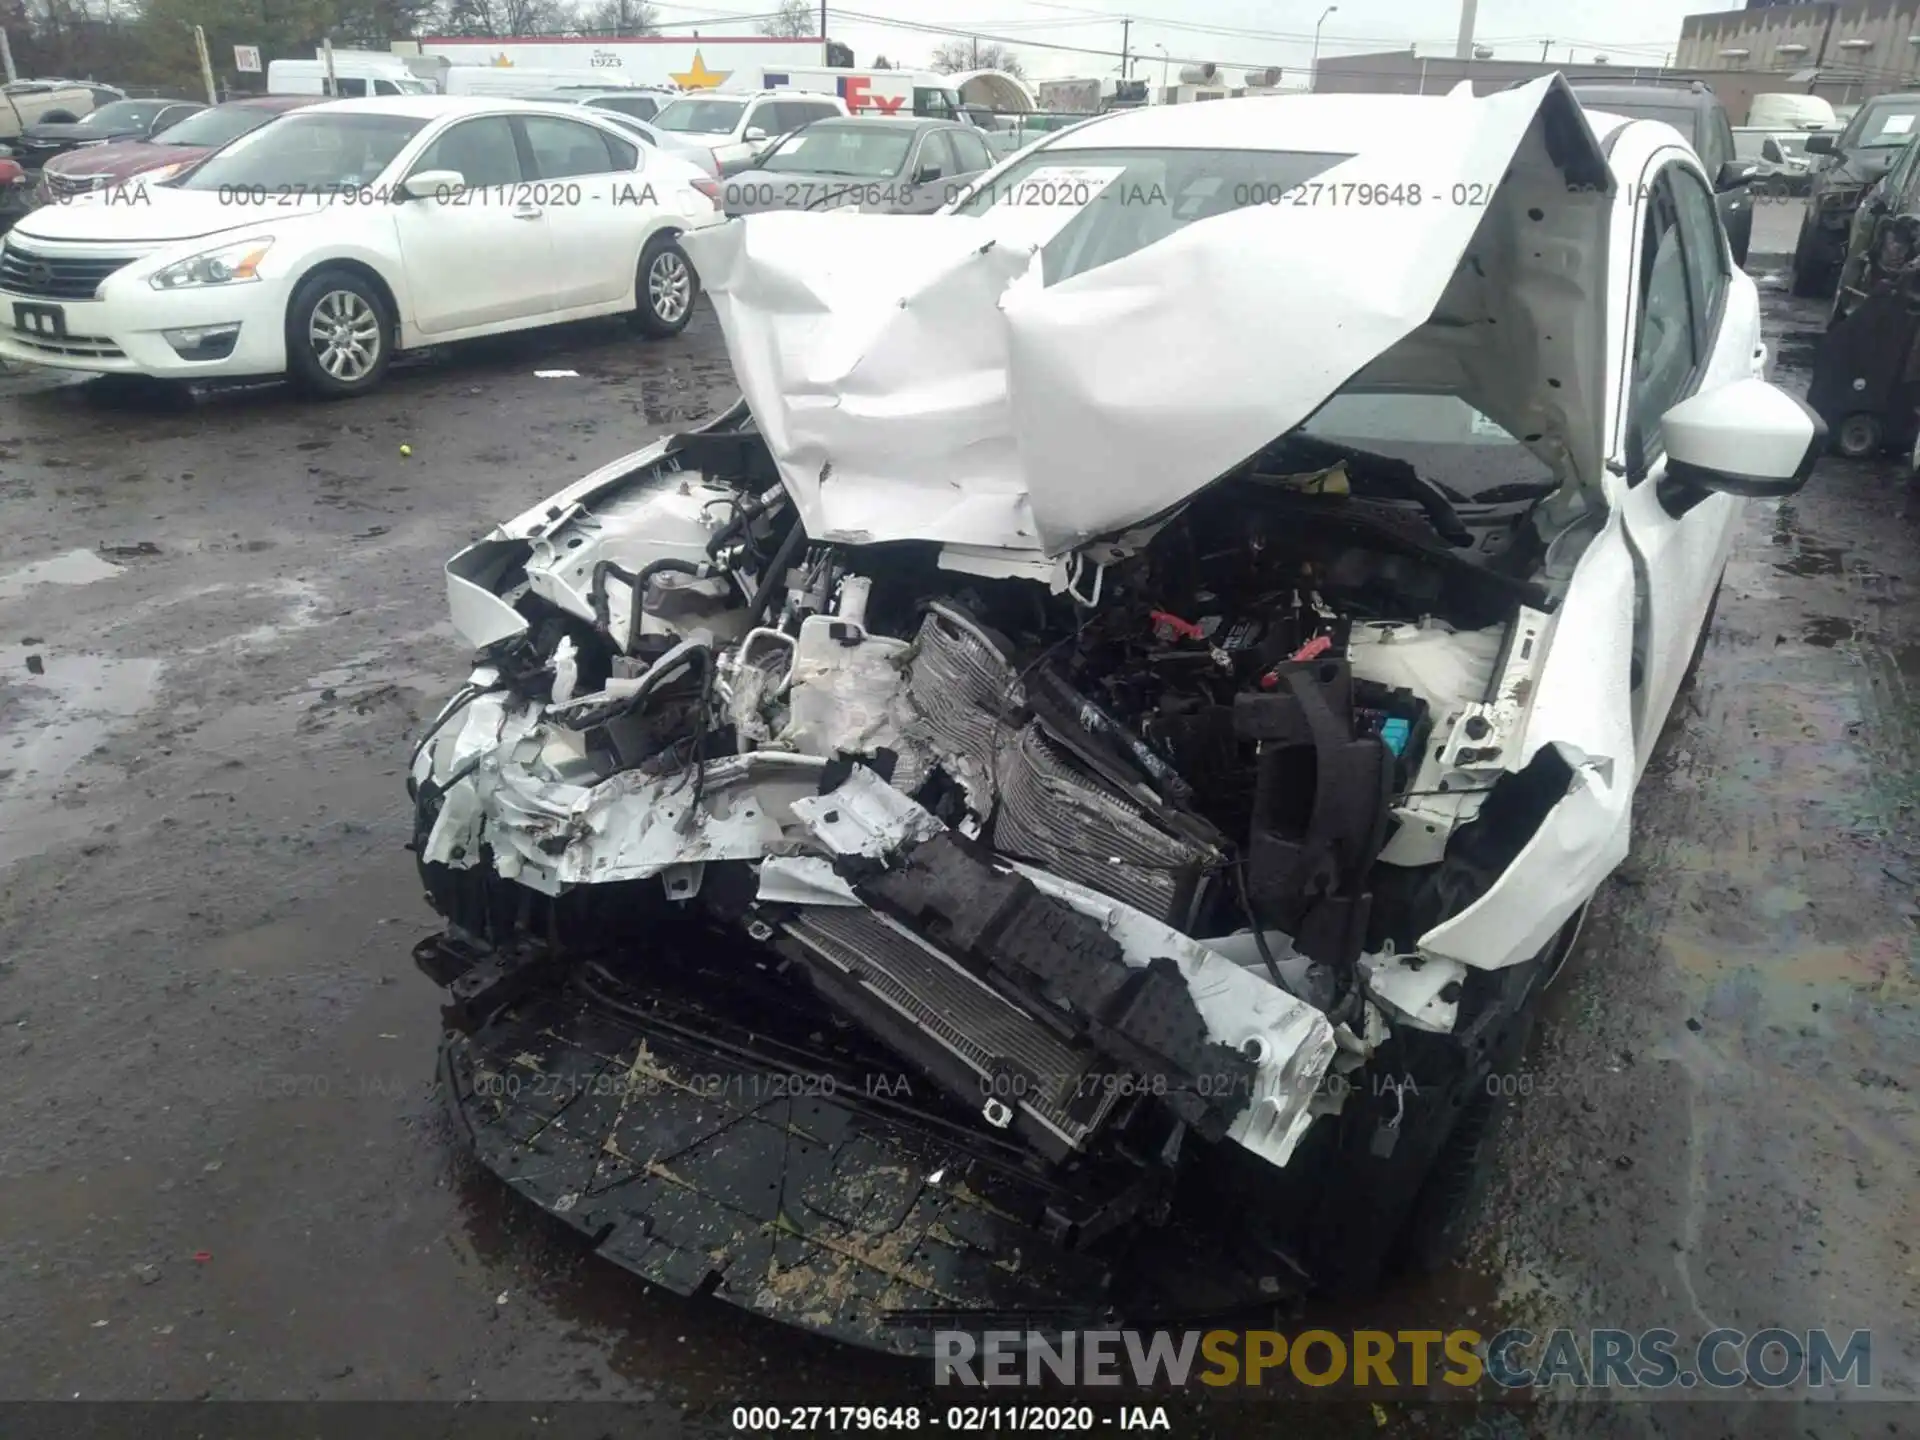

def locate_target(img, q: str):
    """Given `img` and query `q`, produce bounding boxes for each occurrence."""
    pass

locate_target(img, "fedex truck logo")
[765,71,907,113]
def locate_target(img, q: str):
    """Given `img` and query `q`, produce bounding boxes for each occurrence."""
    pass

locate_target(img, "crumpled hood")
[682,75,1613,557]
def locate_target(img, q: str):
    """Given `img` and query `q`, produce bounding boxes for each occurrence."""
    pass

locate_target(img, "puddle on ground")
[1802,613,1859,647]
[0,644,163,870]
[0,548,124,603]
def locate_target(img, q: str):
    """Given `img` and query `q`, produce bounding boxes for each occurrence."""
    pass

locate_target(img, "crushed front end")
[409,398,1579,1351]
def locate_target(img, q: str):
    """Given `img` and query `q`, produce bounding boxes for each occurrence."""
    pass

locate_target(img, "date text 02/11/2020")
[729,1406,1173,1431]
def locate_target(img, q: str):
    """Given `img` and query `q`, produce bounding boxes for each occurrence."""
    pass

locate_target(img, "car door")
[392,114,554,335]
[518,113,637,309]
[1611,154,1754,762]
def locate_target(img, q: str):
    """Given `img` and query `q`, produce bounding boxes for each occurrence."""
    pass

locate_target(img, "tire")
[630,232,696,339]
[1835,411,1883,458]
[285,267,393,398]
[1791,219,1833,298]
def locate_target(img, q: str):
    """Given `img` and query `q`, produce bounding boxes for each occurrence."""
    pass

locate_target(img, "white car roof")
[296,95,561,121]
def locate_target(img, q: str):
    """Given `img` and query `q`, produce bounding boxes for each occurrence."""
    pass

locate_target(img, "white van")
[1746,92,1837,131]
[718,66,963,120]
[267,56,436,97]
[443,67,655,99]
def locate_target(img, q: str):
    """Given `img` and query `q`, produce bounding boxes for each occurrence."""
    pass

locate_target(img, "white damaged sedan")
[408,77,1821,1350]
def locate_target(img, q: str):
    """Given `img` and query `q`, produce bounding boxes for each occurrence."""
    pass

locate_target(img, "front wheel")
[285,268,393,398]
[1835,411,1884,458]
[630,232,696,339]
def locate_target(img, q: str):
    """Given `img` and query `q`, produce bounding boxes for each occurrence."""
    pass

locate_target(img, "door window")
[521,115,620,178]
[591,94,659,121]
[913,87,955,118]
[949,127,993,173]
[1892,136,1920,209]
[1628,174,1698,471]
[412,116,523,187]
[788,100,841,127]
[1698,106,1735,178]
[328,77,369,98]
[1671,164,1729,345]
[912,129,957,182]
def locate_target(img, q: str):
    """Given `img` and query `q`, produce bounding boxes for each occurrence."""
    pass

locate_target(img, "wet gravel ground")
[0,247,1914,1437]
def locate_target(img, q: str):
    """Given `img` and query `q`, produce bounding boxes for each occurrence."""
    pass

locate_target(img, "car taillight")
[691,177,720,204]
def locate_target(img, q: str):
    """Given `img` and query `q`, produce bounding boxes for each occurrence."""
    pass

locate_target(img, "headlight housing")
[149,236,274,290]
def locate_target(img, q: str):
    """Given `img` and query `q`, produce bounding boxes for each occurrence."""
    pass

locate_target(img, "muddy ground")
[0,233,1913,1437]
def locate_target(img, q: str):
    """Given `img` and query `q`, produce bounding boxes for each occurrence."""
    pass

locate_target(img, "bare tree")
[434,0,569,36]
[928,37,1023,76]
[578,0,656,35]
[757,0,811,39]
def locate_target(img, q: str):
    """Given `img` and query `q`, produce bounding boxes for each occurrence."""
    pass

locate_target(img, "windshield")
[172,112,426,191]
[1846,98,1920,149]
[653,97,745,135]
[950,145,1350,284]
[152,105,277,148]
[761,124,913,177]
[75,100,170,131]
[1299,394,1556,499]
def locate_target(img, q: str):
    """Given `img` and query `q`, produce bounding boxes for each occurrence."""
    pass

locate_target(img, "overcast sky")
[677,0,1705,81]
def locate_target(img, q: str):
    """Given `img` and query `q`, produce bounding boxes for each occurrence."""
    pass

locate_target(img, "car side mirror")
[1656,379,1824,516]
[399,168,463,200]
[914,163,943,183]
[1717,159,1758,191]
[1761,138,1785,163]
[1805,132,1835,154]
[743,125,768,142]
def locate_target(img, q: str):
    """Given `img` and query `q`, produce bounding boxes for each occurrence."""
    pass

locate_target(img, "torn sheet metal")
[756,854,862,906]
[682,76,1612,557]
[1417,510,1639,971]
[1012,864,1338,1170]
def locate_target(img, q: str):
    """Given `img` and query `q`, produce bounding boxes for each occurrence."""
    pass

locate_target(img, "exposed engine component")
[416,434,1552,1184]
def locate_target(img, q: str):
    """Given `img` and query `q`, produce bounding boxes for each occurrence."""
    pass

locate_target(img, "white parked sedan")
[0,97,724,396]
[407,78,1824,1348]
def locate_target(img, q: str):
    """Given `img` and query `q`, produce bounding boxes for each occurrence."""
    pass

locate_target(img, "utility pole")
[1454,0,1476,61]
[971,34,978,68]
[819,0,827,64]
[0,28,16,85]
[195,24,218,104]
[1121,17,1131,78]
[1540,39,1550,62]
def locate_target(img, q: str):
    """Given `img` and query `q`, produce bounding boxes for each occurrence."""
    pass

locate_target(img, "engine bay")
[414,414,1571,1187]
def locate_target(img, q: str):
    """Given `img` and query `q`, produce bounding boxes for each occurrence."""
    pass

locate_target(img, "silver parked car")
[721,114,994,216]
[512,89,720,178]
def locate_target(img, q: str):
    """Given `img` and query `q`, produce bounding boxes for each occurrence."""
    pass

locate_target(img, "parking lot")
[0,197,1914,1436]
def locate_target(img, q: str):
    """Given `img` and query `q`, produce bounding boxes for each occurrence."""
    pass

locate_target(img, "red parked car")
[31,94,322,206]
[0,153,28,229]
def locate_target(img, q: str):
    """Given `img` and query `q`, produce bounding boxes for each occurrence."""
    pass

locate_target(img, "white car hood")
[682,76,1614,557]
[13,184,328,245]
